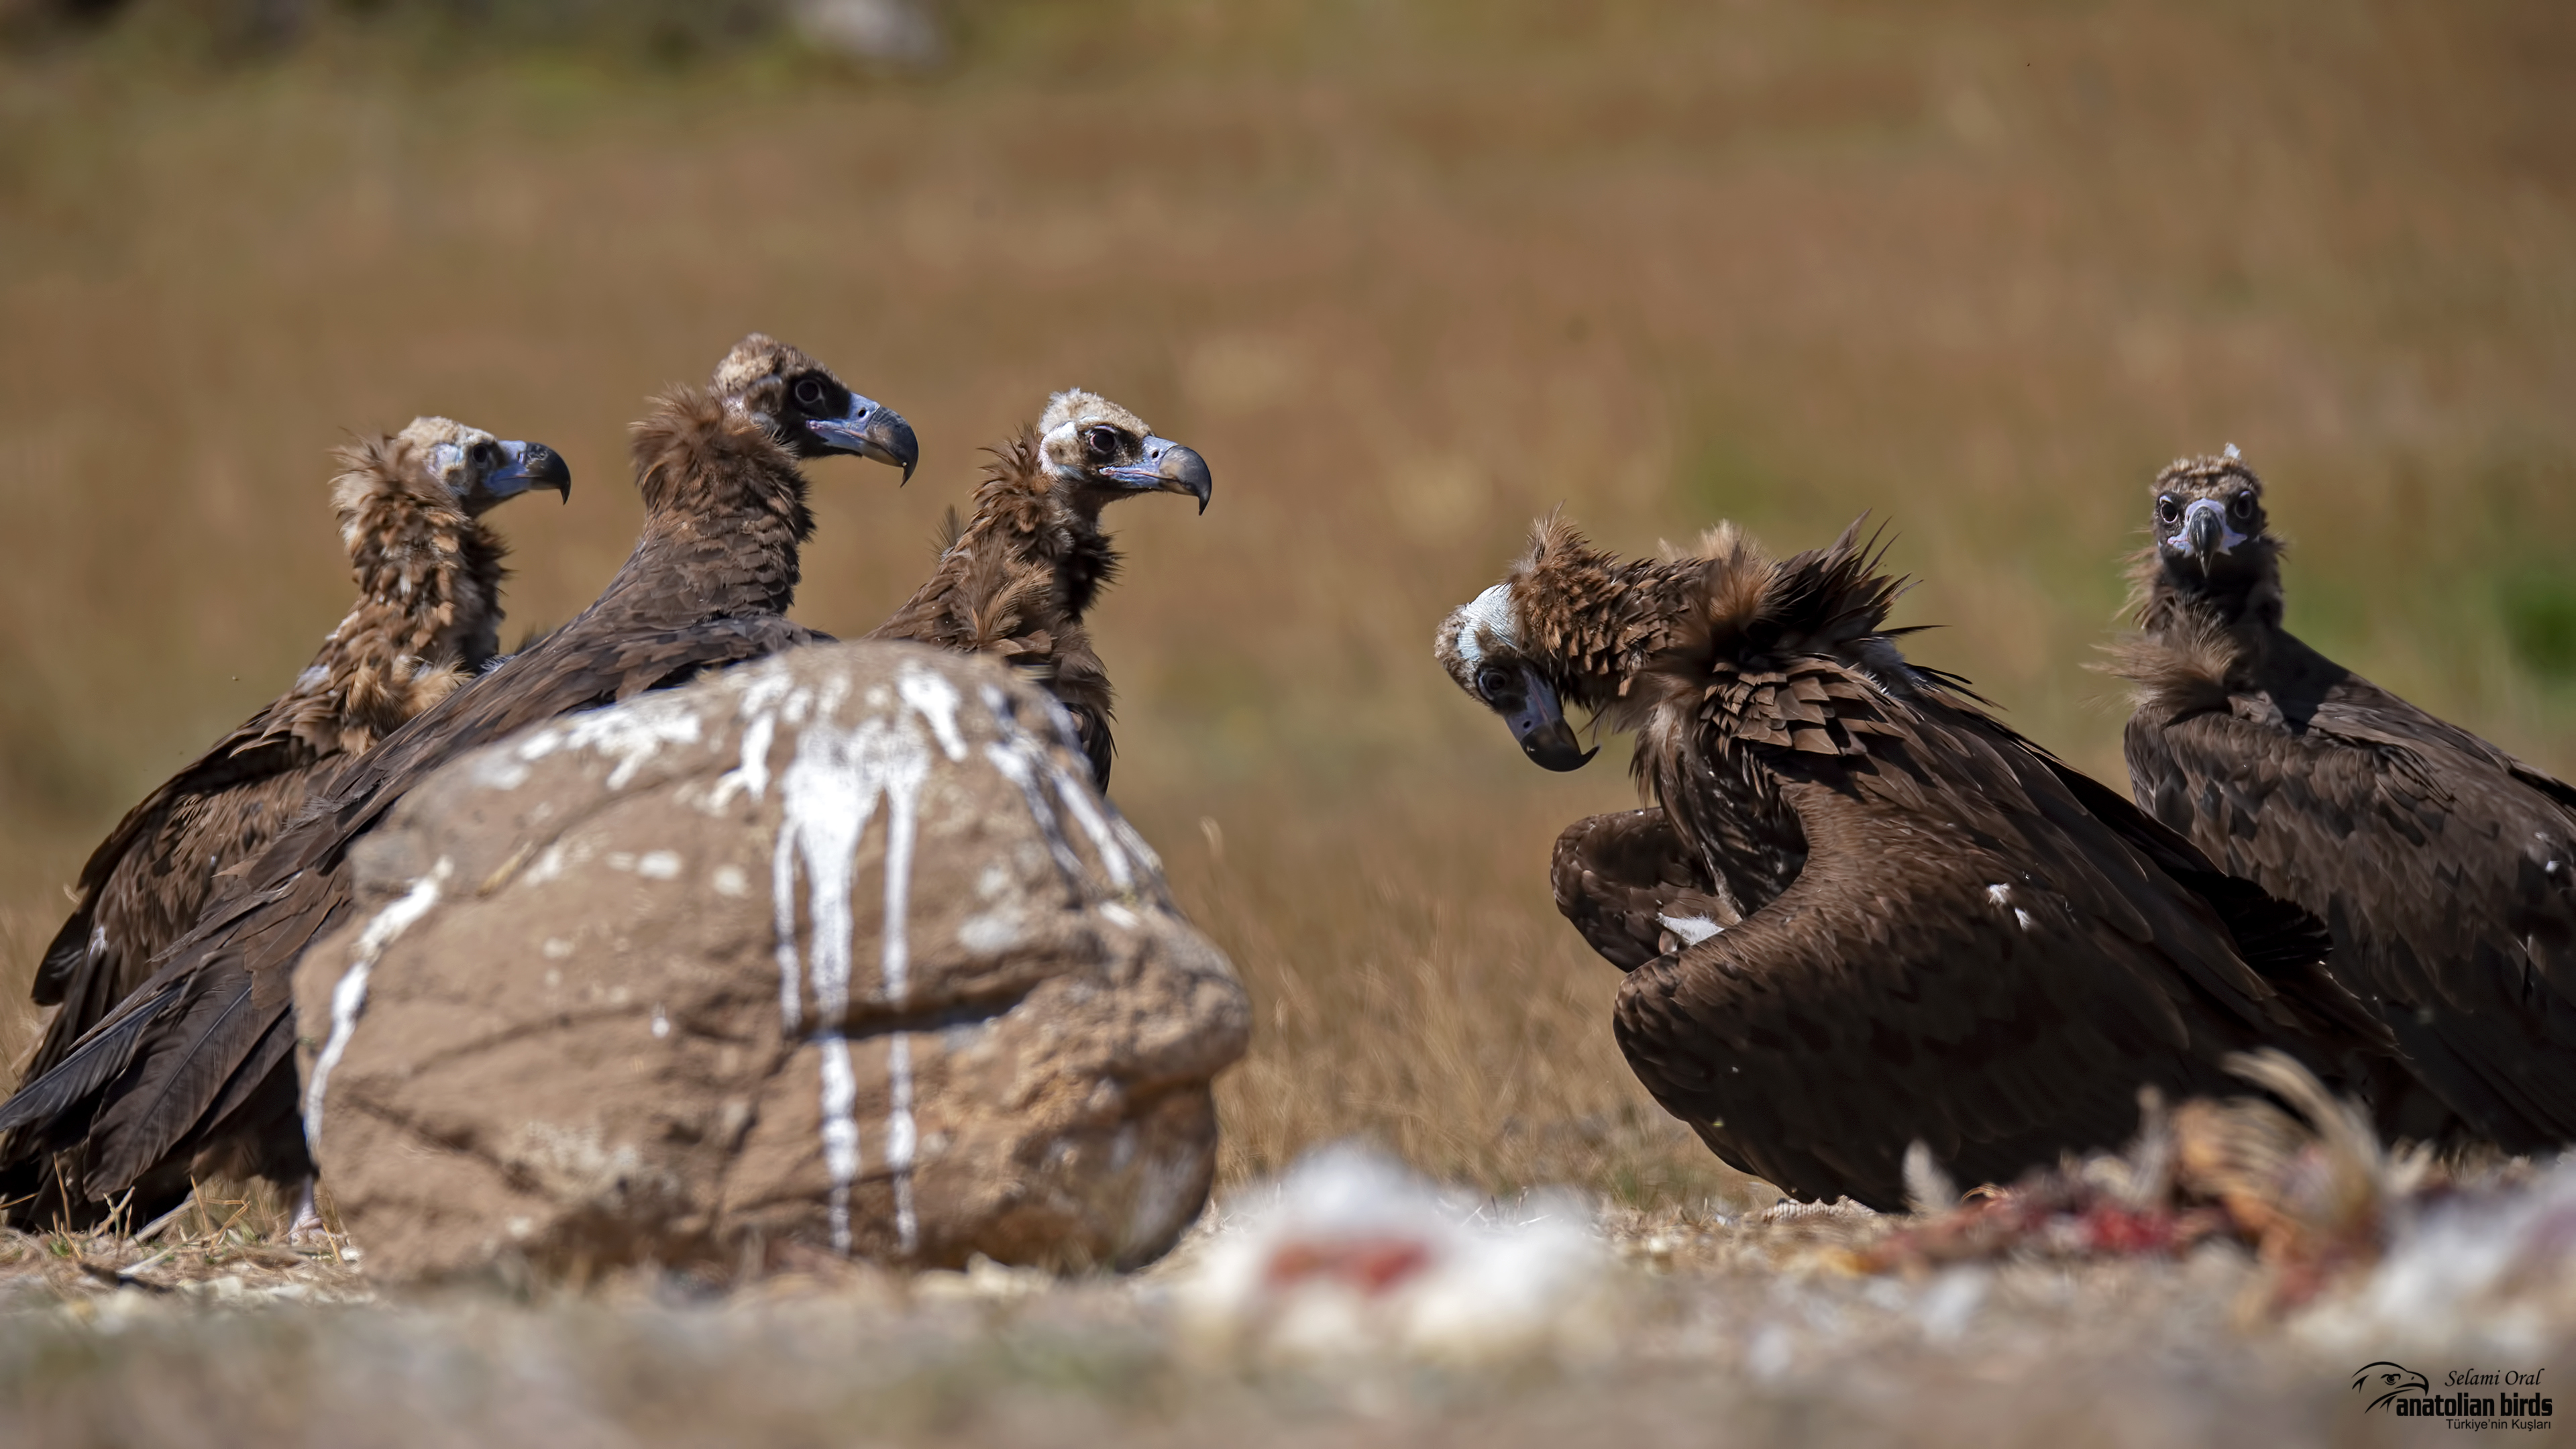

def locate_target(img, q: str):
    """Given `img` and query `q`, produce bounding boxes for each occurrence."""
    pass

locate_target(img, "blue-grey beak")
[1500,665,1597,772]
[1099,435,1213,515]
[806,394,920,482]
[2169,497,2245,572]
[482,439,572,506]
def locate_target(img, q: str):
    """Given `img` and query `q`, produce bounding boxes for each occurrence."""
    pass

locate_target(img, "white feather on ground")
[1174,1142,1618,1365]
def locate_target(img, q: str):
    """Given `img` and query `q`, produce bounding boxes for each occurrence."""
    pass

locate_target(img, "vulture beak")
[483,440,574,505]
[2171,497,2245,571]
[1499,665,1598,773]
[1100,436,1214,514]
[806,395,921,483]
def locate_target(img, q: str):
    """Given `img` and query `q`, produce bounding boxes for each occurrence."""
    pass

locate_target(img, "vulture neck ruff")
[278,434,513,757]
[617,388,816,626]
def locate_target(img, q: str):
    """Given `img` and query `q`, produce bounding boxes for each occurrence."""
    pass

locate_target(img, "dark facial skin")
[777,368,920,475]
[1067,419,1213,514]
[1472,655,1597,771]
[2151,462,2273,595]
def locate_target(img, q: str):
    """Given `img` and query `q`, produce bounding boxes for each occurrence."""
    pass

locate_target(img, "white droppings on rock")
[710,865,749,898]
[514,694,705,790]
[651,1006,670,1040]
[542,938,574,961]
[769,672,963,1256]
[957,908,1023,956]
[635,851,682,881]
[898,663,969,762]
[303,858,453,1160]
[708,710,776,810]
[818,1034,860,1254]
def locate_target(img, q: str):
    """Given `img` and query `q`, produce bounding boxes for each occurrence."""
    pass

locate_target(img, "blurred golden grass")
[1,0,2571,1205]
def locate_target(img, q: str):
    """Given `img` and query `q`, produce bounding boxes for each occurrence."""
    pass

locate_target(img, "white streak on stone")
[898,664,968,761]
[1658,912,1723,946]
[515,695,704,790]
[635,851,682,880]
[819,1033,859,1255]
[303,859,452,1160]
[710,711,777,809]
[980,686,1088,884]
[769,671,949,1256]
[888,1033,919,1254]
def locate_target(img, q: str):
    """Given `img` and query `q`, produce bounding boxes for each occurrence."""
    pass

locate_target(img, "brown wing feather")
[2126,663,2576,1150]
[1549,810,1738,972]
[1617,692,2373,1209]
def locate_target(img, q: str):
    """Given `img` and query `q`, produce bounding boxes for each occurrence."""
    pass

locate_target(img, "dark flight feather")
[1440,516,2391,1210]
[2112,451,2576,1151]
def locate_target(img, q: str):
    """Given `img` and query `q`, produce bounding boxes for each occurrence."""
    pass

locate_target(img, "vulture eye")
[467,441,500,472]
[791,377,828,410]
[1475,665,1514,700]
[2155,495,2182,525]
[2230,490,2255,521]
[1084,425,1122,460]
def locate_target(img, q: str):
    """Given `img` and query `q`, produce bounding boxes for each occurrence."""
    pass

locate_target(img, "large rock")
[292,642,1249,1283]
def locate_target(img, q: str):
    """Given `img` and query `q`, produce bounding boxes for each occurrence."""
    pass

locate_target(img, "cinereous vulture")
[2115,449,2576,1152]
[871,388,1210,789]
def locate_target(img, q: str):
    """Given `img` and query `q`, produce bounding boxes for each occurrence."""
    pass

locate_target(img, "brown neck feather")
[608,387,815,627]
[275,441,514,757]
[2112,540,2288,717]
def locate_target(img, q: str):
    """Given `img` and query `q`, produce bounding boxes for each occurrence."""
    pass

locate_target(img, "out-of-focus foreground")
[2,0,2572,1214]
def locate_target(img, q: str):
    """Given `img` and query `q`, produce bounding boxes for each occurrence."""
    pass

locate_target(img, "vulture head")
[2147,447,2279,595]
[712,333,920,476]
[1432,525,1608,773]
[380,415,572,516]
[1437,516,1921,773]
[1036,389,1214,517]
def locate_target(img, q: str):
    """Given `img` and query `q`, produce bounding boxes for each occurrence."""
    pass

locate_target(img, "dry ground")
[1,1,2573,1441]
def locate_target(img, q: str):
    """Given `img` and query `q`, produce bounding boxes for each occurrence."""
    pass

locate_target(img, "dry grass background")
[1,0,2573,1216]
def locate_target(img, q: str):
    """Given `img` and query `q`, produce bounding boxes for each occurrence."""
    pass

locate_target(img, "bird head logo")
[2351,1361,2430,1412]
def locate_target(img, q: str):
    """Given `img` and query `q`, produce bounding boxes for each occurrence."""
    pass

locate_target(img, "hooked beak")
[1099,435,1213,514]
[1499,665,1598,772]
[2169,498,2245,572]
[806,394,920,482]
[483,440,573,505]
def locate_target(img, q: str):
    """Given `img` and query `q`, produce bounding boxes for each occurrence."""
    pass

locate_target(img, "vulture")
[0,335,916,1228]
[870,388,1210,789]
[5,417,567,1216]
[1434,515,2393,1210]
[2113,450,2576,1151]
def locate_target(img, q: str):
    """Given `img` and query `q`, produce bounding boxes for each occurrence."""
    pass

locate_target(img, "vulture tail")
[0,974,189,1143]
[83,967,268,1195]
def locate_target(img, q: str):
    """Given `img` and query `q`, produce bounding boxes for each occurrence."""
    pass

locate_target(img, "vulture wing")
[2125,666,2576,1150]
[1549,810,1737,972]
[1615,684,2379,1210]
[25,710,317,1018]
